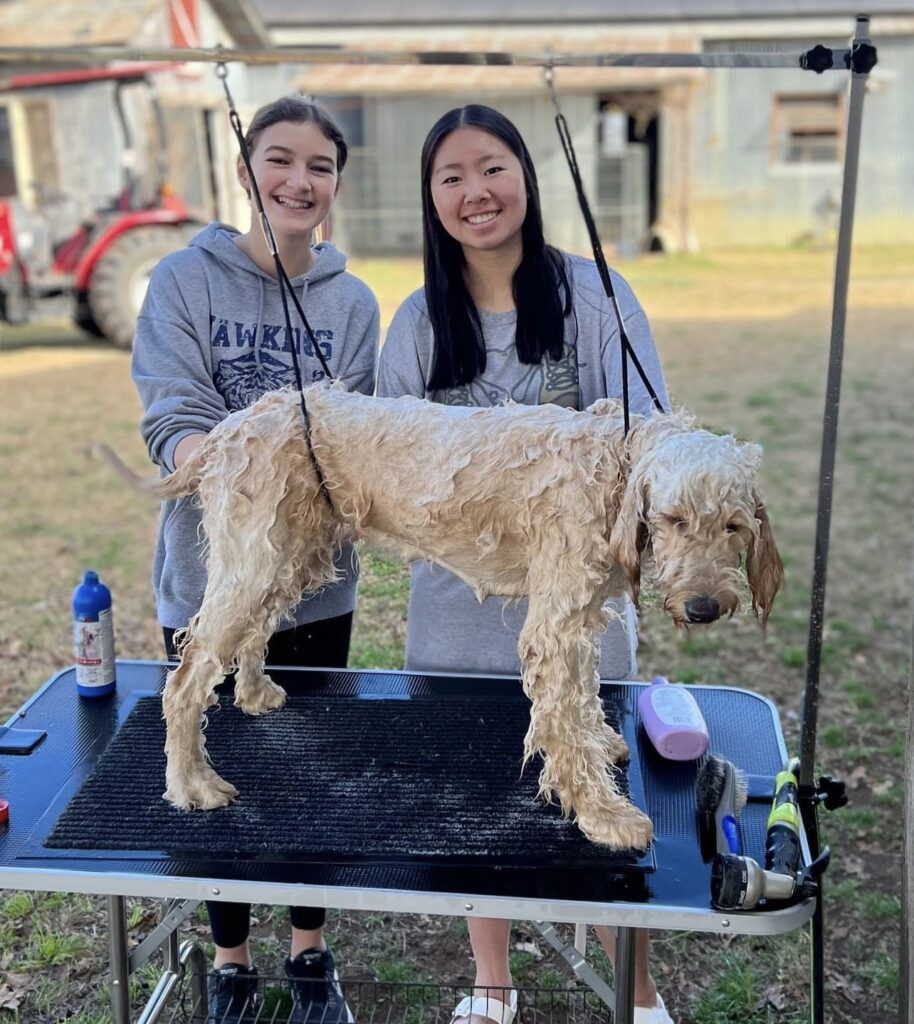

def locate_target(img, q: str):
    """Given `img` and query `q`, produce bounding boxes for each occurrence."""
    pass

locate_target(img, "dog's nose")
[685,596,721,623]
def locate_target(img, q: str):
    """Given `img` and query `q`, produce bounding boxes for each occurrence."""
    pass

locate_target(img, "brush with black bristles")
[696,755,748,862]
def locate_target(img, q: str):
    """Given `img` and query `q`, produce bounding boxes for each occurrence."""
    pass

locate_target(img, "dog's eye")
[725,522,739,534]
[672,519,689,532]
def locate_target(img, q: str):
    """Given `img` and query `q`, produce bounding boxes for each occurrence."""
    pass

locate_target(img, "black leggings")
[163,611,353,948]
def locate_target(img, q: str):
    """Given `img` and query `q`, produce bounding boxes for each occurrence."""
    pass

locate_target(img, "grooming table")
[0,661,814,1023]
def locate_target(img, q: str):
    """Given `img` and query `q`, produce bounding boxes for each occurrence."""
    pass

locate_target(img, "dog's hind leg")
[162,588,291,809]
[519,571,653,851]
[163,506,327,807]
[162,632,240,810]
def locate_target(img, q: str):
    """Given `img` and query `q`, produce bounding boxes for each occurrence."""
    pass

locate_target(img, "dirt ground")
[0,248,911,1023]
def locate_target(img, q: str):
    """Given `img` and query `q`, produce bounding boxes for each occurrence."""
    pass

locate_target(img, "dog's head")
[608,428,784,626]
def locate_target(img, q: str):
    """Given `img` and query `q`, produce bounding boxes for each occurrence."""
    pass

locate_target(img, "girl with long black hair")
[379,105,673,1024]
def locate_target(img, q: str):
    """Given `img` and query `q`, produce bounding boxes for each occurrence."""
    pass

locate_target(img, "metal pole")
[0,43,857,70]
[799,15,871,791]
[614,928,636,1024]
[107,894,132,1024]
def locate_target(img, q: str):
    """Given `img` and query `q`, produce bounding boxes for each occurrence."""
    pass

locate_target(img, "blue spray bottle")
[72,571,116,697]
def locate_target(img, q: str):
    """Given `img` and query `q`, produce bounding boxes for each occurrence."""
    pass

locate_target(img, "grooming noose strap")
[544,67,666,436]
[215,61,334,503]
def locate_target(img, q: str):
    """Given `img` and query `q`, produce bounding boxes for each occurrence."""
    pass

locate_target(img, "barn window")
[773,94,843,164]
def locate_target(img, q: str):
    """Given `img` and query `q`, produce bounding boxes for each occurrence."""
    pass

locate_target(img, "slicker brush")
[696,755,748,861]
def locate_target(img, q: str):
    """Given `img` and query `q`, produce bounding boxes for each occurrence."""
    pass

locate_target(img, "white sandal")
[633,993,675,1024]
[451,989,518,1024]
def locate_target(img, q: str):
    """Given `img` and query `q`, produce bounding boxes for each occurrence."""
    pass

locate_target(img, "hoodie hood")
[189,222,348,285]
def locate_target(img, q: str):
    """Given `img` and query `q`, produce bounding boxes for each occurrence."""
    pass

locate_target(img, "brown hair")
[243,95,348,174]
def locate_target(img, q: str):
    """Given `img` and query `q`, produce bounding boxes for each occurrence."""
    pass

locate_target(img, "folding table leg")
[614,927,636,1024]
[532,921,628,1020]
[107,894,131,1024]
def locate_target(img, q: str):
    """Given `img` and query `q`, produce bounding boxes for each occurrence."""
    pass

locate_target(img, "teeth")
[467,212,498,225]
[275,196,311,209]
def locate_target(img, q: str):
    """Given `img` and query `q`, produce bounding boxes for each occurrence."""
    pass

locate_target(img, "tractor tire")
[0,265,29,325]
[75,293,104,338]
[87,226,191,349]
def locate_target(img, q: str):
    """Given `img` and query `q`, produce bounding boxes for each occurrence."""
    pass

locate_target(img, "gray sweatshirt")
[378,252,668,679]
[132,223,379,631]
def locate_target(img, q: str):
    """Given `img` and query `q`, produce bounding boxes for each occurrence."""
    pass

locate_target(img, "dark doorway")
[597,92,661,251]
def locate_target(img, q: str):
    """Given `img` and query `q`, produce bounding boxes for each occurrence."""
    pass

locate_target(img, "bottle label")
[649,685,705,727]
[74,608,115,688]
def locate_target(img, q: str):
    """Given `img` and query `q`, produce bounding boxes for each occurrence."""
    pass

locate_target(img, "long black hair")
[420,105,573,390]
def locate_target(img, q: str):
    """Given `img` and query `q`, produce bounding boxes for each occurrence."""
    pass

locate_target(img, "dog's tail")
[89,443,202,500]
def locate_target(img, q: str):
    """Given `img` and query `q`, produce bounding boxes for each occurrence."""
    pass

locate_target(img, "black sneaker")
[206,963,260,1023]
[285,946,353,1024]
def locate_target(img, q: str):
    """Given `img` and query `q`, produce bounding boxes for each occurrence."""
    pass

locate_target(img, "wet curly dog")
[111,383,782,850]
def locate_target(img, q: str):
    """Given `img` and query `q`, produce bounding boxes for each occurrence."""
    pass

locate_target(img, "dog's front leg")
[518,576,652,851]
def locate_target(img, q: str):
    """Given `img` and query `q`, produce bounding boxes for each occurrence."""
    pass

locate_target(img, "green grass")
[836,807,880,832]
[0,892,37,923]
[844,679,875,709]
[373,961,430,985]
[857,951,899,1004]
[778,646,805,669]
[858,891,901,922]
[679,632,722,657]
[691,956,802,1024]
[20,928,89,968]
[745,391,778,408]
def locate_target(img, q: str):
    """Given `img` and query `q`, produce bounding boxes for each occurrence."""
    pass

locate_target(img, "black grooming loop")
[543,66,666,437]
[215,61,335,501]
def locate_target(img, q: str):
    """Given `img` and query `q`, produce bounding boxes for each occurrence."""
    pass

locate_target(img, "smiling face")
[238,120,339,242]
[429,127,528,258]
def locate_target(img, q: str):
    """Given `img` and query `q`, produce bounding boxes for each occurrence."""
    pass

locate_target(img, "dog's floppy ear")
[608,464,650,606]
[746,492,784,623]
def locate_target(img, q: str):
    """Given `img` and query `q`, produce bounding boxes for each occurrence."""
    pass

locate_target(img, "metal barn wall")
[852,34,914,245]
[331,92,600,257]
[689,35,914,247]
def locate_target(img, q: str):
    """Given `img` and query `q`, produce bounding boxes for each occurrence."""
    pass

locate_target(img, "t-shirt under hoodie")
[132,222,379,631]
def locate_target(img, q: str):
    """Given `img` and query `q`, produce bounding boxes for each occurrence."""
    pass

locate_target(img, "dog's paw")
[603,728,630,763]
[164,767,239,811]
[234,676,287,715]
[576,803,653,852]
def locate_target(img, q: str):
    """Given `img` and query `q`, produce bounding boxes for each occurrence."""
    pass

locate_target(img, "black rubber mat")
[45,693,640,866]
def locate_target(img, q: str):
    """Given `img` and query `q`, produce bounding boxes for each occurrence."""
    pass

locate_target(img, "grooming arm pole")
[799,15,871,796]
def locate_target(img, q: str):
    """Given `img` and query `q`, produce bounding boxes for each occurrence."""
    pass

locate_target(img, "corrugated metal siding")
[328,92,603,257]
[689,35,914,246]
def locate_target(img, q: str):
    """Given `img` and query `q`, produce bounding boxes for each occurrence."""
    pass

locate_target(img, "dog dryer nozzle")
[711,854,798,910]
[711,849,828,911]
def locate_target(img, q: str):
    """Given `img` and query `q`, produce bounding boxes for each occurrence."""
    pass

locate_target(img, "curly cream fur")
[119,383,782,850]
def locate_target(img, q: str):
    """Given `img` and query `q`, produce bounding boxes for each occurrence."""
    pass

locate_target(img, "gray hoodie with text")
[132,222,379,631]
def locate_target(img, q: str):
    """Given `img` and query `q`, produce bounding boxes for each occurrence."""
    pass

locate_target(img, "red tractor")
[0,65,204,347]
